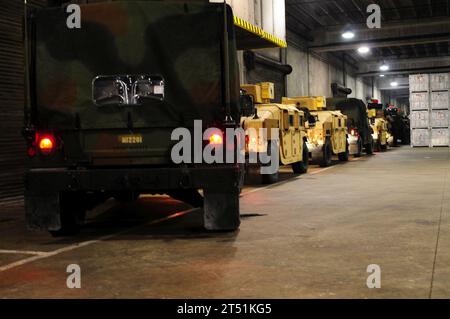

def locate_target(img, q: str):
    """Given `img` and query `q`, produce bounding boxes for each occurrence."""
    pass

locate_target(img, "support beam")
[307,17,450,52]
[357,56,450,77]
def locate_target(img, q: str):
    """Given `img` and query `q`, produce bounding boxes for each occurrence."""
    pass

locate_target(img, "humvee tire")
[262,140,279,184]
[49,193,86,237]
[319,138,332,167]
[203,190,240,231]
[262,171,279,184]
[365,139,374,155]
[354,137,363,157]
[338,141,349,161]
[374,141,379,152]
[292,141,309,174]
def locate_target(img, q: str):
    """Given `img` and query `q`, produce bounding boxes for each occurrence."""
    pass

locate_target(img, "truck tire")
[203,190,240,231]
[365,138,374,155]
[338,141,349,161]
[374,139,381,152]
[262,171,279,184]
[319,138,332,167]
[292,141,309,174]
[262,140,279,184]
[49,193,86,237]
[354,137,363,157]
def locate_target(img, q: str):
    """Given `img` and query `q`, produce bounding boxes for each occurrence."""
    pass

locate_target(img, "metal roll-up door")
[243,51,292,103]
[0,0,46,201]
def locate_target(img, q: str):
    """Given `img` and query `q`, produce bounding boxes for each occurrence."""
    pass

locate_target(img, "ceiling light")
[379,64,389,71]
[357,46,370,54]
[342,31,355,39]
[379,74,385,77]
[390,81,398,87]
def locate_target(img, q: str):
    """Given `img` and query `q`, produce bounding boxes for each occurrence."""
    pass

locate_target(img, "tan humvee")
[240,83,309,184]
[282,96,349,167]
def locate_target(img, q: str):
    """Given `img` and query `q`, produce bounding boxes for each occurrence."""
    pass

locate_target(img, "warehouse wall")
[0,0,47,201]
[225,0,285,41]
[286,39,380,102]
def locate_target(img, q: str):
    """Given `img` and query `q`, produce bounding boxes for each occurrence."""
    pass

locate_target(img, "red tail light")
[36,133,56,155]
[208,133,223,145]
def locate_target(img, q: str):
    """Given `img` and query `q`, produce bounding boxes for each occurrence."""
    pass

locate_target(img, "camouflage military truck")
[367,100,388,151]
[326,98,374,157]
[23,1,243,235]
[282,96,349,167]
[240,83,309,184]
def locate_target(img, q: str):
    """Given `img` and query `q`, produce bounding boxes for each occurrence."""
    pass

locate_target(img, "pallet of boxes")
[409,73,450,147]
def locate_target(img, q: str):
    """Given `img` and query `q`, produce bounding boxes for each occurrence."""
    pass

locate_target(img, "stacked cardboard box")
[409,73,450,147]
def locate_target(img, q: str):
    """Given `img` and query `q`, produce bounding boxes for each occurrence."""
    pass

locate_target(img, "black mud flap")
[25,193,61,231]
[203,190,240,231]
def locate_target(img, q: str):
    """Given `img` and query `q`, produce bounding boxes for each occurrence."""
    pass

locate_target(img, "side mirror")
[240,90,256,117]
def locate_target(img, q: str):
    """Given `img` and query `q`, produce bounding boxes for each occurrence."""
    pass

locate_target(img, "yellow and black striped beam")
[234,16,287,50]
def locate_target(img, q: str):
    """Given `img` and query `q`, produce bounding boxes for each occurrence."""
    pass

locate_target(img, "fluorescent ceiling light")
[379,64,389,71]
[390,81,398,87]
[357,46,370,54]
[379,74,385,77]
[342,31,355,39]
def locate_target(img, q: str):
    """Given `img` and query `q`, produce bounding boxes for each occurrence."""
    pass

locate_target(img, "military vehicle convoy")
[23,1,243,235]
[326,98,374,157]
[240,83,309,184]
[282,96,349,167]
[367,100,388,151]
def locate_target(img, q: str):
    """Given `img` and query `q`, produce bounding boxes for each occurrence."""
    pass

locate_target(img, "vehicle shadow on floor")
[77,196,240,242]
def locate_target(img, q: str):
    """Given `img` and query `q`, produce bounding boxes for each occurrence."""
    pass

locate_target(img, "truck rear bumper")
[25,166,241,194]
[25,166,242,230]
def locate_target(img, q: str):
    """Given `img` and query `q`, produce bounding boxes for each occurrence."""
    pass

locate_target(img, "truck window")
[283,110,289,130]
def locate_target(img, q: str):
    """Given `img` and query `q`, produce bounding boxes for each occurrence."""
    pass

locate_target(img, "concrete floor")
[1,146,450,298]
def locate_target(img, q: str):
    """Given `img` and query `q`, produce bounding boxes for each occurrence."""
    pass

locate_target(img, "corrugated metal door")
[0,0,46,201]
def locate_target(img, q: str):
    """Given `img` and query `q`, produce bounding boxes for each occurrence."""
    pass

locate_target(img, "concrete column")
[273,0,286,41]
[254,0,262,27]
[262,0,274,35]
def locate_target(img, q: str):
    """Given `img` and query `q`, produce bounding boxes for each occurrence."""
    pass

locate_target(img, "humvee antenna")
[222,0,234,125]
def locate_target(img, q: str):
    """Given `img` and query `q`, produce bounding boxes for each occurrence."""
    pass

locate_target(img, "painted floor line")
[241,165,338,196]
[0,156,368,271]
[308,166,335,175]
[0,249,50,256]
[0,208,198,273]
